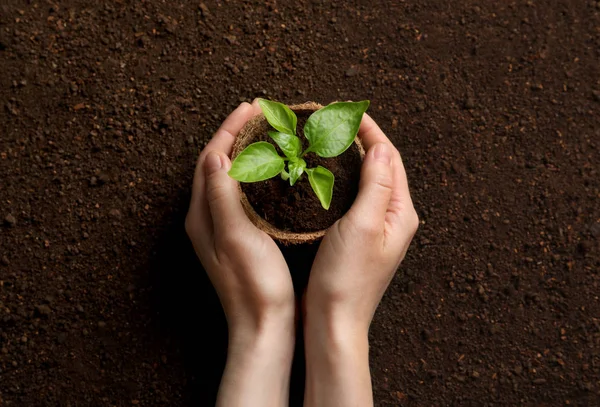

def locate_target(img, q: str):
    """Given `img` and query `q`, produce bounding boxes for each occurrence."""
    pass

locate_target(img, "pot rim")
[232,101,365,245]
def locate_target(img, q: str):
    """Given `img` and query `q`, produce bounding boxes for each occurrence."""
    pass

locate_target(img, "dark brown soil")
[241,110,362,232]
[1,1,599,406]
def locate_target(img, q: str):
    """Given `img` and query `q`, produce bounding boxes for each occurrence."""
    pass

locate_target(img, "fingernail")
[373,143,392,164]
[204,151,223,174]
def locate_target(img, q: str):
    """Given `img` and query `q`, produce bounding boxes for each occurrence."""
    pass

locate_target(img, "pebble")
[345,67,359,77]
[35,304,51,316]
[464,97,476,109]
[98,321,107,329]
[4,214,17,227]
[109,209,122,219]
[198,2,210,17]
[532,378,547,385]
[98,173,110,184]
[590,223,600,239]
[224,35,237,45]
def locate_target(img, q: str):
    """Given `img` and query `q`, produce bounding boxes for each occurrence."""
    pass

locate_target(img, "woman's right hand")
[303,114,418,407]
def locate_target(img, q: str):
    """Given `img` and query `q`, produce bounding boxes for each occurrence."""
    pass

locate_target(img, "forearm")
[304,309,373,407]
[217,320,295,407]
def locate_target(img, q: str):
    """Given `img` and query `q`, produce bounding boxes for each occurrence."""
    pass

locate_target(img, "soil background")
[1,0,599,406]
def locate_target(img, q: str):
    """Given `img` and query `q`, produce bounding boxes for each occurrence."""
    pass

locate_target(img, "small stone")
[89,176,98,186]
[454,374,467,383]
[345,66,359,77]
[199,2,210,16]
[530,82,543,91]
[4,214,17,227]
[224,35,237,45]
[35,304,51,317]
[98,321,107,329]
[415,101,426,112]
[590,223,600,239]
[533,378,547,385]
[472,371,480,379]
[464,97,475,109]
[109,209,122,219]
[98,173,110,184]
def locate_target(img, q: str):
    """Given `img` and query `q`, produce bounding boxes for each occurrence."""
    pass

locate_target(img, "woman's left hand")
[185,101,295,407]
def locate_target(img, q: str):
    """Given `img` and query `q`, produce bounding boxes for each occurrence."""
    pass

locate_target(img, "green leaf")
[306,166,334,210]
[304,100,370,158]
[228,142,285,182]
[259,99,297,135]
[269,131,302,159]
[288,158,306,186]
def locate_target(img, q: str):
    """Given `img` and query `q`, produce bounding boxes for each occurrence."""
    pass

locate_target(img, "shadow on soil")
[149,189,319,406]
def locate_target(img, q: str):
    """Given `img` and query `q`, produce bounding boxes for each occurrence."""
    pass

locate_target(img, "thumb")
[346,143,394,231]
[204,151,250,232]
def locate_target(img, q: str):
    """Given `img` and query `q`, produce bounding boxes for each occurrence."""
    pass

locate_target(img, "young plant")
[228,99,370,210]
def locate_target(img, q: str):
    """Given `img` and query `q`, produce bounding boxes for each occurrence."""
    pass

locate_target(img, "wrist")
[303,303,373,407]
[218,313,295,407]
[228,306,295,354]
[304,304,369,354]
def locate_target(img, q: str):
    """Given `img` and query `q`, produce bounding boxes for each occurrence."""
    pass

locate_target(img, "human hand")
[306,113,418,330]
[303,114,418,407]
[185,101,294,407]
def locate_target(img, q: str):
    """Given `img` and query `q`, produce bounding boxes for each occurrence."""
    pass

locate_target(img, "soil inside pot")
[241,110,362,233]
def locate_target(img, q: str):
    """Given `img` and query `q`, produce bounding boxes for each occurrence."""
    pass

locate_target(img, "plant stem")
[300,147,311,158]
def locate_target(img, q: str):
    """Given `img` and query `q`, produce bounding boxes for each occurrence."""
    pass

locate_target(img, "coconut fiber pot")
[231,102,365,245]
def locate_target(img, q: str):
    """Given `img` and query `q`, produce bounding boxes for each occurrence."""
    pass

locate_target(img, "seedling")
[229,99,369,210]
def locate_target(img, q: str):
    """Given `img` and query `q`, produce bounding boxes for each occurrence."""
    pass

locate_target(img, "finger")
[357,114,415,236]
[358,113,393,151]
[190,102,254,210]
[385,149,418,237]
[345,143,394,232]
[204,151,252,234]
[251,98,262,115]
[206,101,255,157]
[188,102,255,245]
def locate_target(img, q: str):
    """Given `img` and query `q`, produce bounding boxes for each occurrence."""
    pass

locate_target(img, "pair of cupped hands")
[185,100,418,407]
